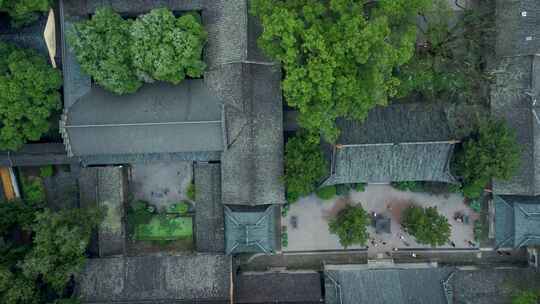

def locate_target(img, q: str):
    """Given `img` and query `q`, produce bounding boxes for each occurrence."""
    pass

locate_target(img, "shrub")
[251,0,431,141]
[329,204,369,248]
[455,119,520,198]
[336,184,351,196]
[281,226,288,248]
[0,42,62,151]
[473,219,486,243]
[469,200,482,213]
[39,165,53,178]
[402,205,451,246]
[355,183,366,192]
[462,177,486,199]
[316,186,337,200]
[281,203,290,218]
[391,181,422,192]
[512,290,539,304]
[0,0,51,27]
[130,9,207,83]
[169,201,189,215]
[186,182,196,201]
[22,177,46,205]
[285,133,327,203]
[68,7,141,95]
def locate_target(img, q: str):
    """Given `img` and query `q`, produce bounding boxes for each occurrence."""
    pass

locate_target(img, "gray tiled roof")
[491,57,540,195]
[494,195,540,248]
[60,0,285,205]
[195,162,225,253]
[79,166,126,257]
[324,264,451,304]
[336,103,452,144]
[0,15,49,56]
[79,255,231,303]
[495,0,540,57]
[62,81,224,156]
[324,103,457,185]
[217,64,285,206]
[235,271,324,304]
[323,142,456,185]
[224,205,277,254]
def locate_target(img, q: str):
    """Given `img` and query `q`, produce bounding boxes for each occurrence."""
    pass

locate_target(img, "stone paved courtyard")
[283,184,479,255]
[129,162,193,211]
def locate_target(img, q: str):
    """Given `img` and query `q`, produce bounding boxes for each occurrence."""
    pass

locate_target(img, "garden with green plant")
[68,7,207,95]
[127,200,193,242]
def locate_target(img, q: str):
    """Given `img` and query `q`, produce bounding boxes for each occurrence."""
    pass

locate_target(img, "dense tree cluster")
[396,0,494,104]
[0,0,50,27]
[454,119,520,199]
[69,7,207,95]
[0,199,103,304]
[251,0,431,141]
[284,133,327,202]
[0,42,62,151]
[329,204,369,248]
[401,205,451,246]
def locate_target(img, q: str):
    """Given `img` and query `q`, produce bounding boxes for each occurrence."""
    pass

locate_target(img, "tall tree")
[130,8,207,84]
[252,0,431,141]
[329,204,369,248]
[454,119,520,199]
[22,208,103,293]
[402,205,451,246]
[68,7,141,95]
[0,42,61,151]
[284,133,327,202]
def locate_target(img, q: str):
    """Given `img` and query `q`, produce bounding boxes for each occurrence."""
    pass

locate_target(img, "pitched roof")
[494,195,540,247]
[235,271,324,304]
[323,103,457,185]
[491,56,540,195]
[211,64,285,206]
[224,205,277,254]
[0,15,49,56]
[60,0,285,205]
[323,142,456,185]
[324,264,452,304]
[79,166,127,257]
[194,162,225,253]
[78,255,232,303]
[61,81,224,157]
[495,0,540,57]
[336,103,452,144]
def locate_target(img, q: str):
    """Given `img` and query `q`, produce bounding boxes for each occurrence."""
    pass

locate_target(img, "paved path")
[236,248,528,272]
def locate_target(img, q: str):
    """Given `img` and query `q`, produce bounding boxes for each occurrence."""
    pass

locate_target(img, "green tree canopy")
[512,290,539,304]
[284,133,327,202]
[396,0,494,104]
[454,119,520,199]
[0,42,61,151]
[251,0,431,141]
[130,8,207,83]
[69,7,141,94]
[401,205,451,246]
[22,208,103,293]
[0,0,50,27]
[329,204,369,248]
[69,7,207,95]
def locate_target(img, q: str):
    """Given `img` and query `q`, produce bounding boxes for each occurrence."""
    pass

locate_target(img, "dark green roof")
[224,205,277,254]
[494,195,540,248]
